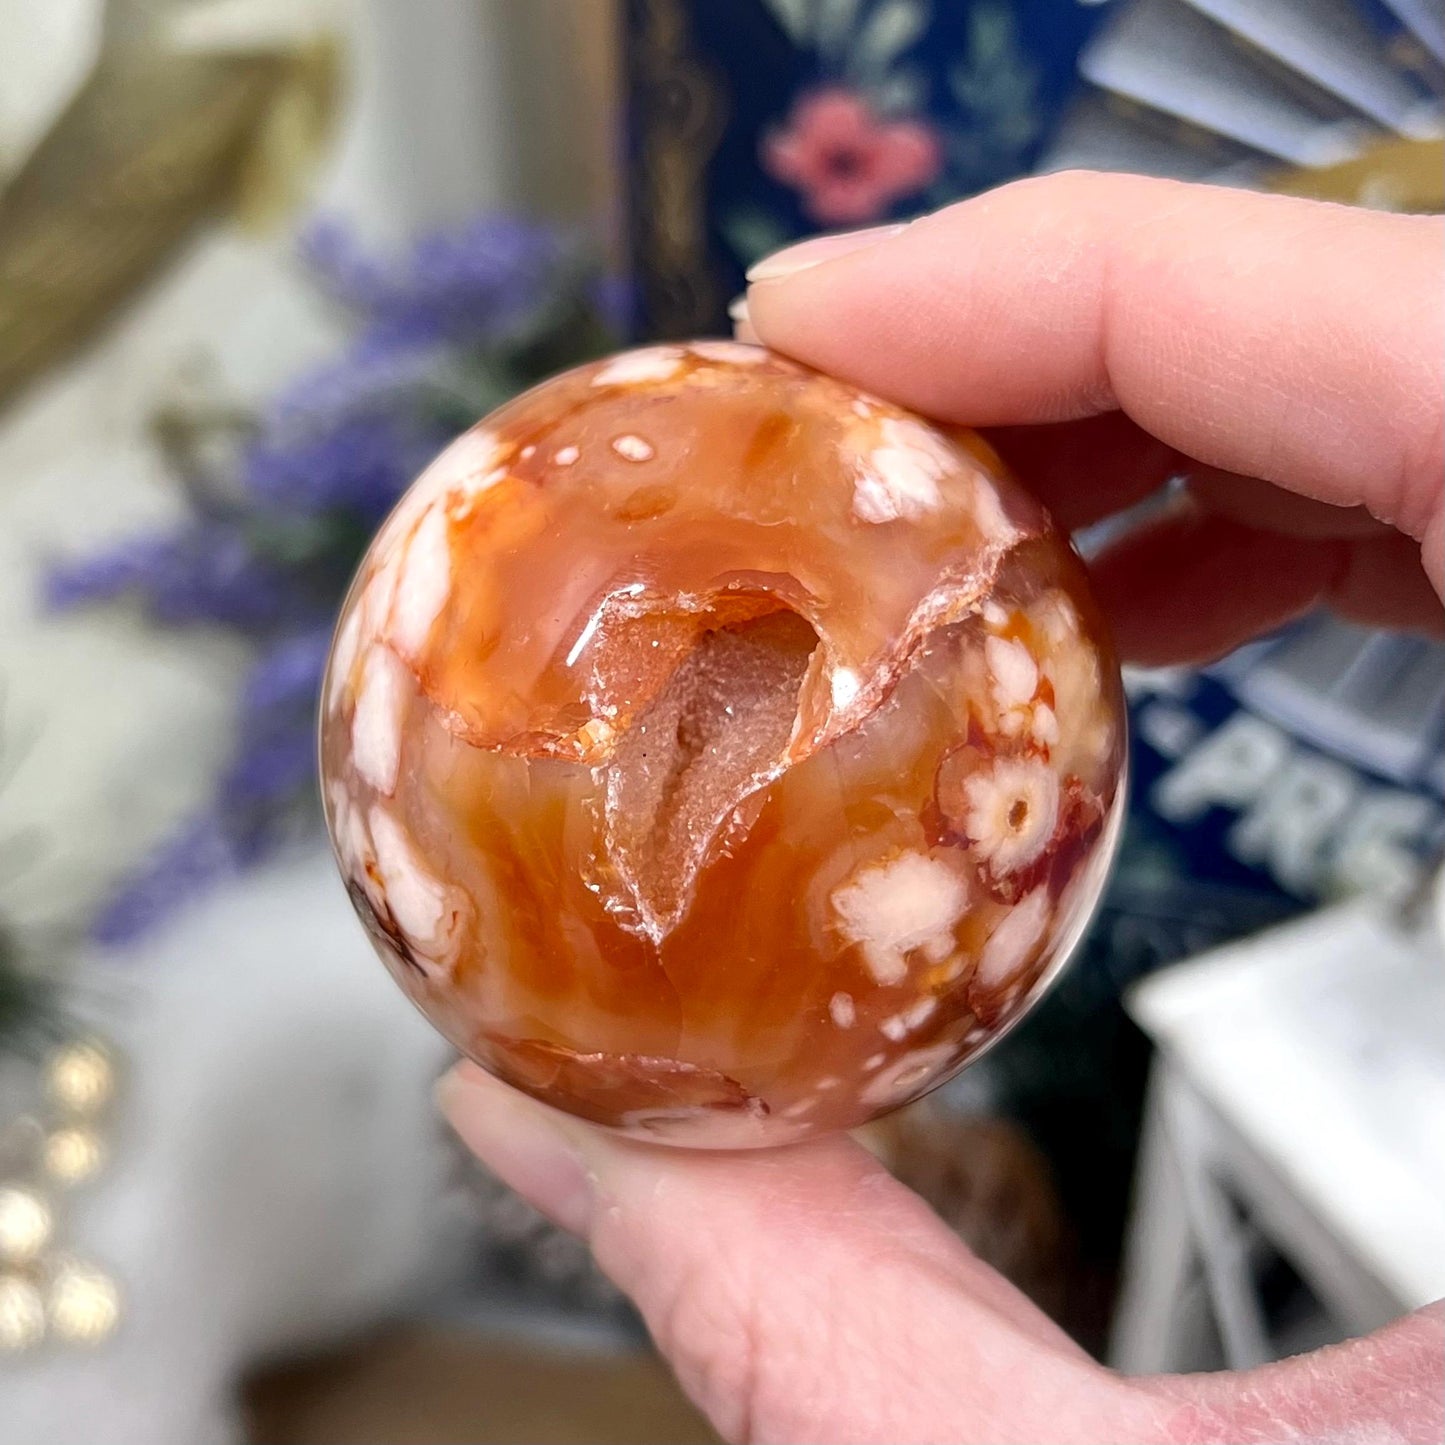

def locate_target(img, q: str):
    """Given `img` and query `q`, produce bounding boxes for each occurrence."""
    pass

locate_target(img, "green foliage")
[0,927,57,1061]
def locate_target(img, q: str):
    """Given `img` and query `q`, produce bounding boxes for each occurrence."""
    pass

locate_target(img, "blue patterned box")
[622,0,1106,337]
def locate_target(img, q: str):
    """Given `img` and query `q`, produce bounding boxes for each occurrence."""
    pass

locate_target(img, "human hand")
[440,1058,1442,1444]
[440,173,1445,1444]
[741,170,1444,663]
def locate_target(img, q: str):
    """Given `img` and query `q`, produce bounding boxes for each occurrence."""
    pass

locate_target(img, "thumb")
[437,1062,1171,1445]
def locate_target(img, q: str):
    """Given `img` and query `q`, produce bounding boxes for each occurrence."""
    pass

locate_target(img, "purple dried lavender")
[295,217,393,312]
[242,413,438,525]
[44,535,182,610]
[263,340,449,431]
[222,629,333,810]
[92,639,324,940]
[221,728,318,812]
[89,811,247,946]
[46,524,309,630]
[300,214,570,350]
[60,209,616,944]
[239,627,332,720]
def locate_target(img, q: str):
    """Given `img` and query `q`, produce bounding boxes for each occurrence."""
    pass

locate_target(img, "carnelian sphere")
[320,342,1126,1146]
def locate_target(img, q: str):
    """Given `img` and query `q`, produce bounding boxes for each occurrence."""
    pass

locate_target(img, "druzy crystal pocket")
[321,343,1126,1145]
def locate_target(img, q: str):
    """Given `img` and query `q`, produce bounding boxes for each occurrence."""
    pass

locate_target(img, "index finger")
[745,172,1445,586]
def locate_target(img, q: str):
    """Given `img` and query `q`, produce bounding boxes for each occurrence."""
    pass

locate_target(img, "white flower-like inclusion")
[852,417,956,523]
[367,806,462,971]
[592,347,684,387]
[327,603,364,716]
[985,634,1039,736]
[1038,626,1112,777]
[962,756,1060,876]
[879,996,937,1041]
[860,1043,957,1108]
[688,340,767,365]
[611,434,656,462]
[976,884,1052,990]
[374,428,505,556]
[389,503,452,659]
[831,850,969,986]
[327,779,370,875]
[351,644,409,795]
[327,547,402,717]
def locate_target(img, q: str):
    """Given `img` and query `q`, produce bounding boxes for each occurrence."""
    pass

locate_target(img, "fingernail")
[729,294,760,343]
[746,222,908,283]
[436,1063,595,1236]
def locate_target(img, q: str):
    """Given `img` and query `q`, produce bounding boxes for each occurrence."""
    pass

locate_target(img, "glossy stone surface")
[320,343,1126,1146]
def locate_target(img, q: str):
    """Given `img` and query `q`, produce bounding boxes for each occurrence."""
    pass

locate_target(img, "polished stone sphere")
[321,342,1126,1146]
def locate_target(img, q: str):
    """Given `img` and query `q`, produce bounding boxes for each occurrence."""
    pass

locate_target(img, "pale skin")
[439,173,1445,1444]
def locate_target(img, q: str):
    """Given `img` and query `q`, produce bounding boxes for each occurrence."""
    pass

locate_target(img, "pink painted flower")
[762,88,942,226]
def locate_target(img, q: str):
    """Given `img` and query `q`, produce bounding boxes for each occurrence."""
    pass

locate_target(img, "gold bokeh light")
[0,1274,46,1351]
[0,1187,53,1265]
[47,1258,121,1343]
[43,1127,105,1186]
[45,1042,116,1115]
